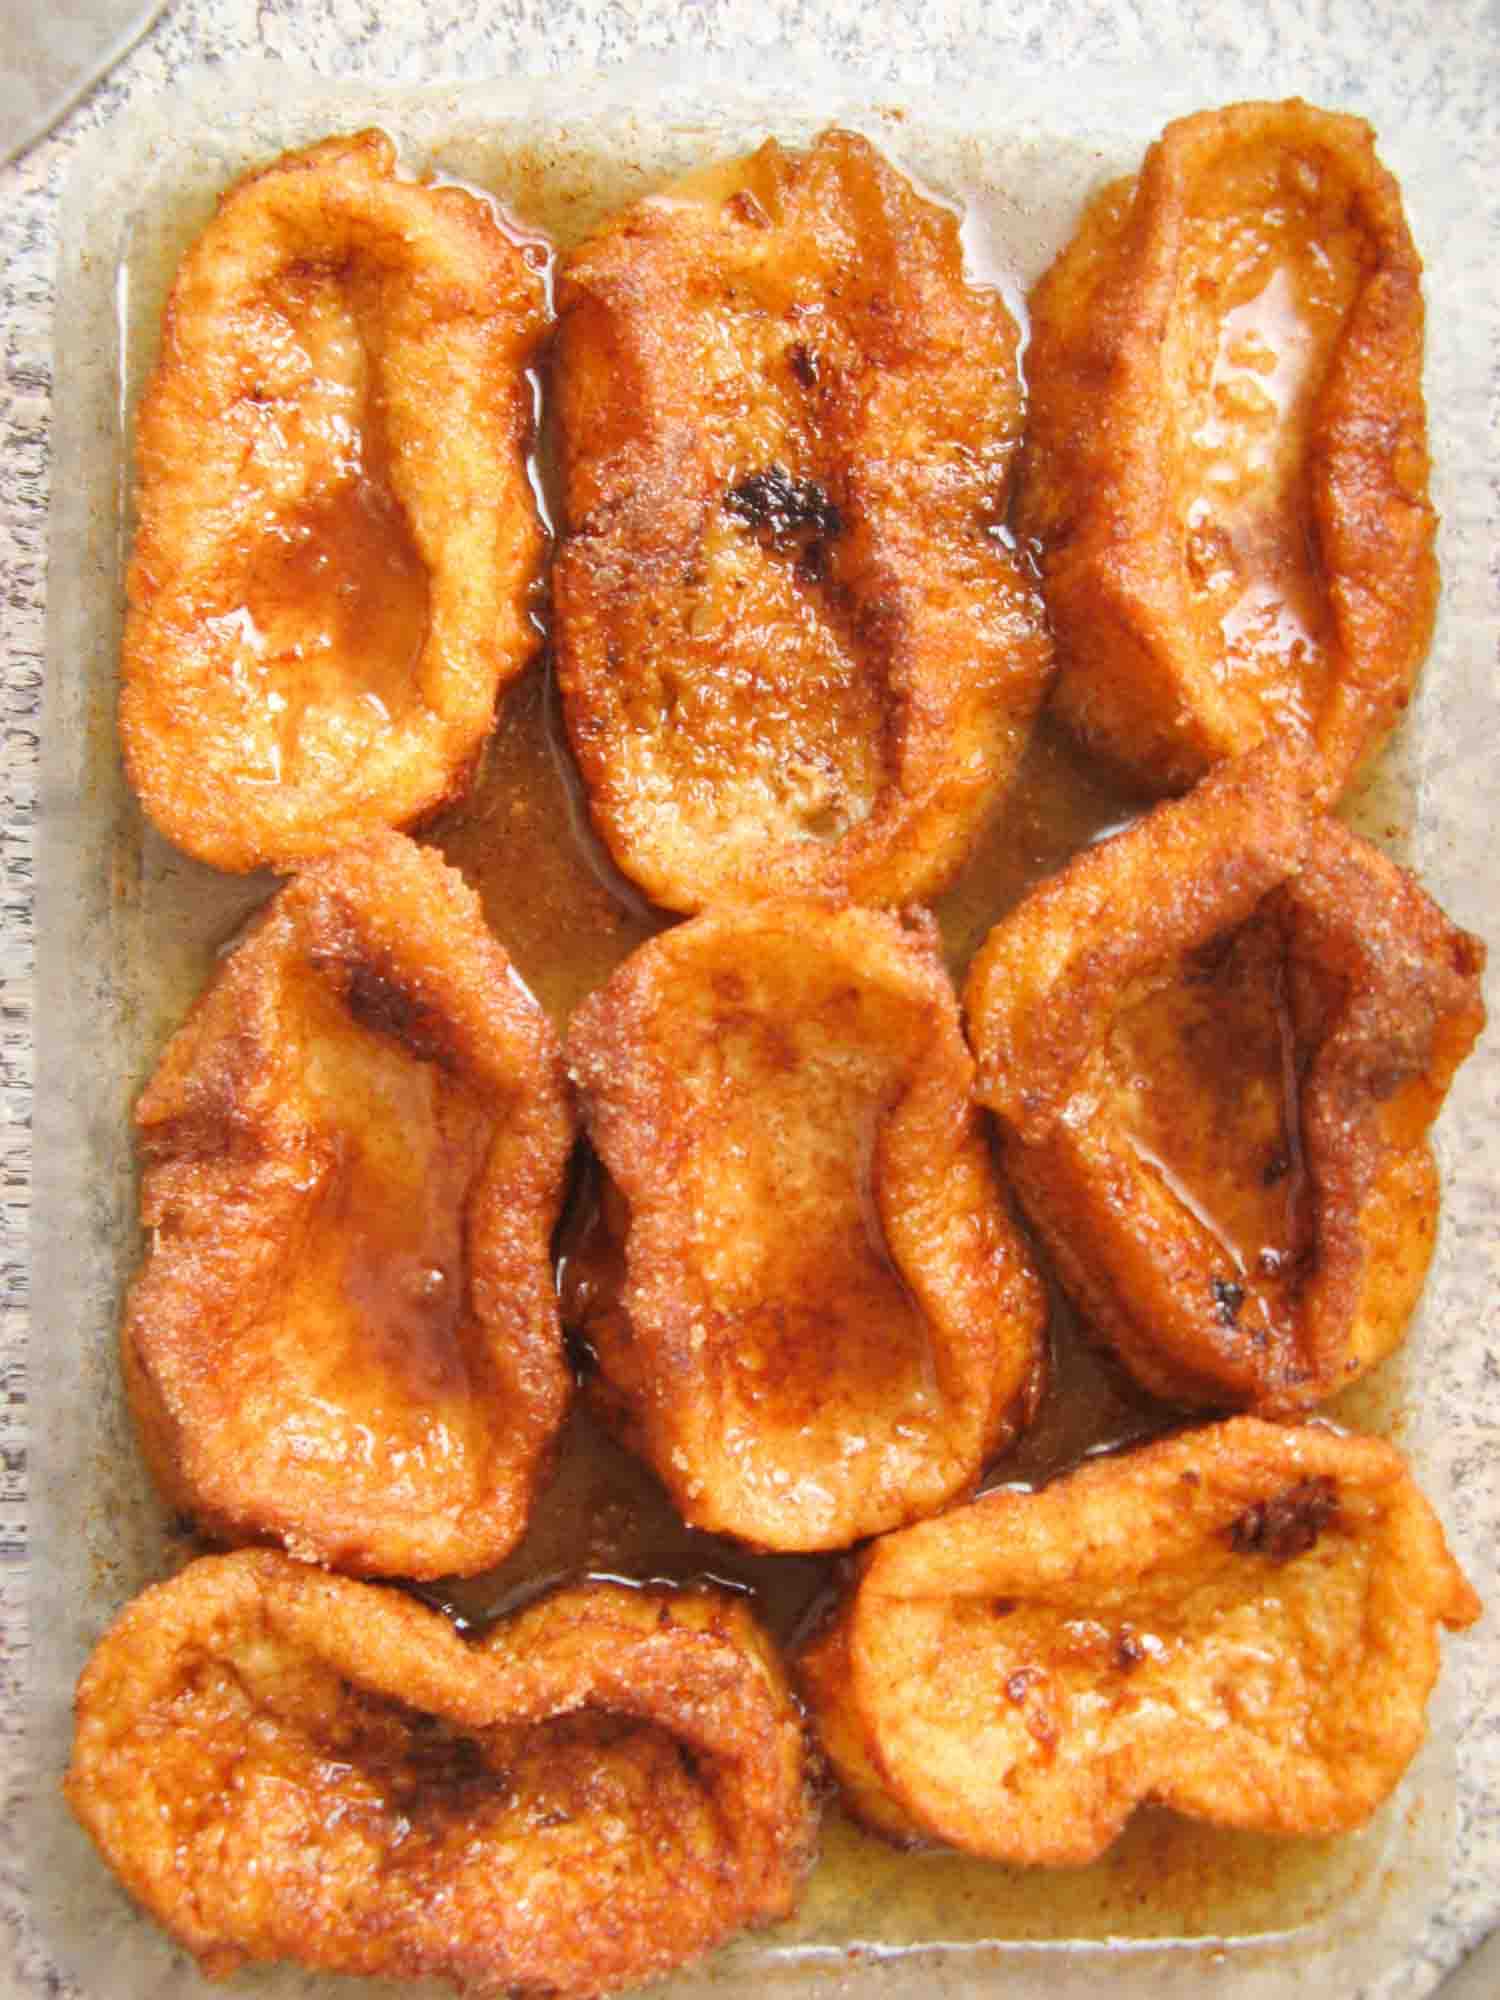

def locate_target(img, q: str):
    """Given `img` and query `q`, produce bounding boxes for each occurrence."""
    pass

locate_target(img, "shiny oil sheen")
[215,268,432,784]
[1175,149,1367,731]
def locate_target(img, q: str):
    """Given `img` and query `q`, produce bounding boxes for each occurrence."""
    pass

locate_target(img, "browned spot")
[1227,1476,1340,1561]
[343,962,452,1069]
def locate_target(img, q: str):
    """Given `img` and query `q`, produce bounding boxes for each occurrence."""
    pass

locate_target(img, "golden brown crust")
[565,900,1046,1550]
[120,131,548,873]
[1019,100,1436,801]
[553,128,1052,912]
[66,1551,819,1995]
[797,1418,1480,1864]
[968,745,1485,1411]
[122,833,575,1577]
[964,741,1485,1410]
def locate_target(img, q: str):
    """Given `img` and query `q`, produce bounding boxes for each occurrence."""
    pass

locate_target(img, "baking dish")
[29,56,1496,1998]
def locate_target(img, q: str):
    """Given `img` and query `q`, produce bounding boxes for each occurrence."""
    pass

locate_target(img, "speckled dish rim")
[28,50,1497,2000]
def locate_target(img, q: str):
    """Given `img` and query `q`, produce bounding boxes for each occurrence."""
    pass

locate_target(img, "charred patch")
[795,540,829,585]
[724,463,844,560]
[1227,1475,1340,1562]
[787,342,819,388]
[1211,1277,1245,1327]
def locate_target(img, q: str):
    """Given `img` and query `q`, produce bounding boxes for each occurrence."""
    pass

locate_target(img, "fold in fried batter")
[121,131,549,872]
[964,740,1485,1410]
[122,834,574,1578]
[797,1418,1479,1864]
[66,1552,818,1996]
[565,901,1045,1550]
[1019,100,1436,800]
[553,128,1052,912]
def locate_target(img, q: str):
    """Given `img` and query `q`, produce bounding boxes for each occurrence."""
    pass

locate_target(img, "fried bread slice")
[964,740,1485,1410]
[67,1552,818,1995]
[554,128,1052,911]
[122,834,574,1577]
[565,900,1045,1549]
[797,1418,1479,1862]
[1019,100,1435,800]
[121,131,548,871]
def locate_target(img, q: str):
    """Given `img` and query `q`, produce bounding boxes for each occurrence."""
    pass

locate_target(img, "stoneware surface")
[0,0,165,165]
[1,3,1496,1999]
